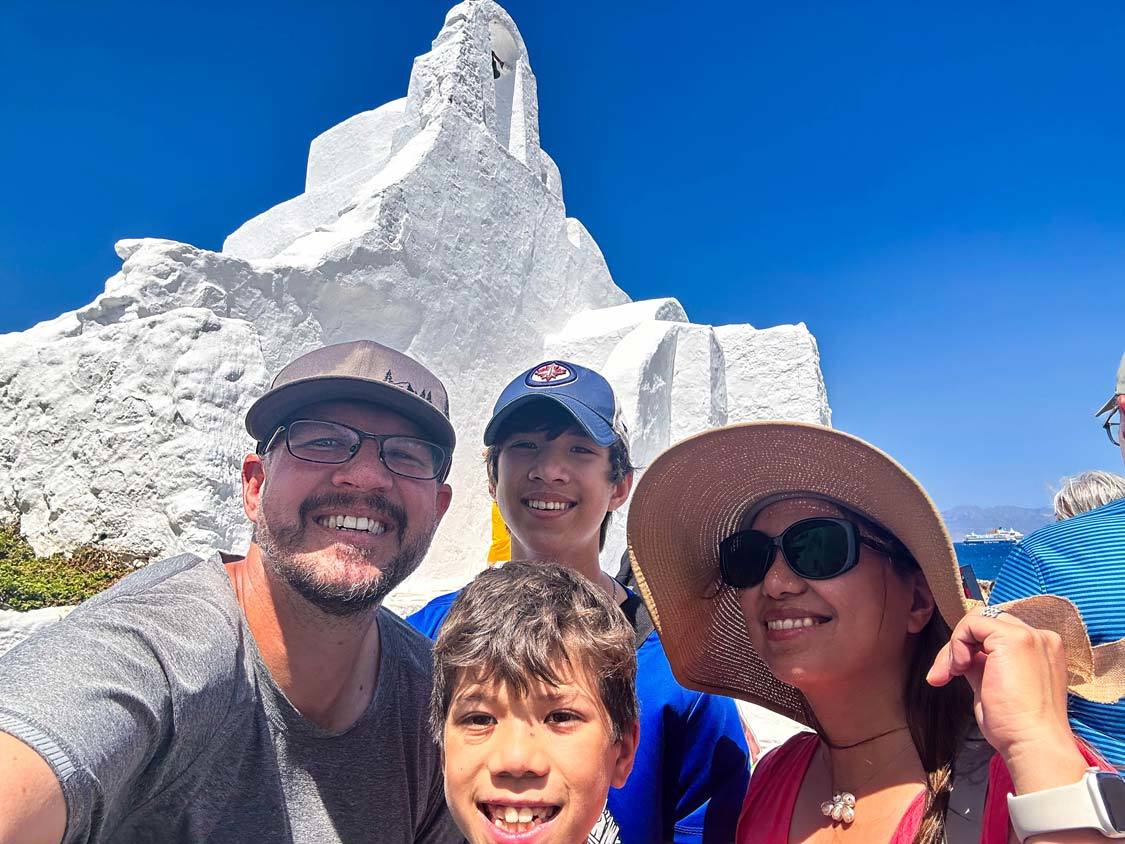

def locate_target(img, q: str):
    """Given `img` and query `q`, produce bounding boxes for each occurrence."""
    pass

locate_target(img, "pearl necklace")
[821,792,857,824]
[819,726,910,827]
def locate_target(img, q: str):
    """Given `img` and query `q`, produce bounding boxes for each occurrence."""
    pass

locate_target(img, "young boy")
[411,360,749,843]
[430,562,638,844]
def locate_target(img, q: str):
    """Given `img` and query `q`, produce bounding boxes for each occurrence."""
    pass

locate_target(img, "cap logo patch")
[383,370,436,405]
[526,362,575,387]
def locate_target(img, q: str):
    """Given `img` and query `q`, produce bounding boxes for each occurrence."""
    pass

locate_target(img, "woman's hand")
[927,608,1070,754]
[926,608,1089,795]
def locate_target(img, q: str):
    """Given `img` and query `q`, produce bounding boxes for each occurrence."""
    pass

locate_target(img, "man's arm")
[0,576,234,843]
[0,731,66,844]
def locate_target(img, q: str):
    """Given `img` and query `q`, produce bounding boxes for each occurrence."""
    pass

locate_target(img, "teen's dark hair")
[428,561,639,745]
[844,509,975,844]
[484,402,635,549]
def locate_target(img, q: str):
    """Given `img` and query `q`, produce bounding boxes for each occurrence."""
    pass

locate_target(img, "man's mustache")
[298,492,409,542]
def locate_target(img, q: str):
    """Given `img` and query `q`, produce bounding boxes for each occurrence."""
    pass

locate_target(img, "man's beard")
[254,491,437,617]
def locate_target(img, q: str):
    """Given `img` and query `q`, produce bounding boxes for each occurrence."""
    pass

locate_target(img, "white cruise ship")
[962,527,1024,544]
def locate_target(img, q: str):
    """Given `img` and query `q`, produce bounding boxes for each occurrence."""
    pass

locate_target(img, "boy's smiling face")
[493,425,631,565]
[442,662,637,844]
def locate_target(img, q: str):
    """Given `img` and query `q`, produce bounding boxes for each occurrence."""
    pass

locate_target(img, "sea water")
[953,542,1015,581]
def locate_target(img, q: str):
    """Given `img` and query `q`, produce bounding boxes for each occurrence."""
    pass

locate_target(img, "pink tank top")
[735,733,926,844]
[735,732,1110,844]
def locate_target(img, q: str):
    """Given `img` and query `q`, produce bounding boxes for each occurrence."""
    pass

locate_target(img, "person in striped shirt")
[1052,470,1125,521]
[990,351,1125,768]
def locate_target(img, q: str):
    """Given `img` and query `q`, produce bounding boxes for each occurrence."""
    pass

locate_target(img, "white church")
[0,0,829,739]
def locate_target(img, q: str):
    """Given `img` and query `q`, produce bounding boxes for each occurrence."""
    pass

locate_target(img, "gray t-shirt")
[0,553,462,844]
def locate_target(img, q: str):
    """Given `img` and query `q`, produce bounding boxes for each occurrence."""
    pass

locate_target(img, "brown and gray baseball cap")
[1095,352,1125,417]
[245,340,455,452]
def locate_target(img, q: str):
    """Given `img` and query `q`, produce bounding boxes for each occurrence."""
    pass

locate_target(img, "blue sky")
[3,0,1124,508]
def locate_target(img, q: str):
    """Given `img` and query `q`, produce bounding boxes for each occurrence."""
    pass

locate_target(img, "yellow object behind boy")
[429,562,639,844]
[487,501,510,563]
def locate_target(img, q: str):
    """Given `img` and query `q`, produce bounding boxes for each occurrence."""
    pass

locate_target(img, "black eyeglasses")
[261,419,449,480]
[718,517,891,589]
[1104,409,1121,447]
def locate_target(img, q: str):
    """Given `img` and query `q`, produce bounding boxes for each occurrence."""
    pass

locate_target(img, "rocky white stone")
[0,1,830,614]
[737,701,811,759]
[0,607,73,658]
[716,323,831,426]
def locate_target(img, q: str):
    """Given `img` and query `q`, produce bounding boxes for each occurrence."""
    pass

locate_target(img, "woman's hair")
[845,509,975,844]
[1053,470,1125,520]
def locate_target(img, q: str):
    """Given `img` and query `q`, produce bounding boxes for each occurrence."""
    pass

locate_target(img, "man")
[1052,470,1125,521]
[0,340,463,842]
[990,351,1125,768]
[410,361,750,844]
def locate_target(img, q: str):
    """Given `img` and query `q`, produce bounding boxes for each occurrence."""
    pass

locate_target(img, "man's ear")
[611,720,640,789]
[906,570,936,634]
[242,453,267,524]
[607,471,633,513]
[434,483,454,524]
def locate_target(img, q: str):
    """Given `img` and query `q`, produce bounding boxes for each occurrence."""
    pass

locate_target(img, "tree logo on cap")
[527,362,575,387]
[383,369,436,405]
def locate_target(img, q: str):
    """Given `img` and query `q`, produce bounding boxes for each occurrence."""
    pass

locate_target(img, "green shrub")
[0,523,146,611]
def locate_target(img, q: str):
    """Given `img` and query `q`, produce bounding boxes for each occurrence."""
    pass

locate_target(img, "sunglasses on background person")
[718,517,896,589]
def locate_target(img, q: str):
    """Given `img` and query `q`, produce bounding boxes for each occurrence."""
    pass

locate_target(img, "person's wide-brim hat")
[628,422,1125,726]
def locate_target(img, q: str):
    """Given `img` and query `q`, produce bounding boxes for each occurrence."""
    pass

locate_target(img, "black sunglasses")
[718,517,890,589]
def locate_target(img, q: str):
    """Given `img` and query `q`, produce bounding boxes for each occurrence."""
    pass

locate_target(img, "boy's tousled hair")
[429,561,638,746]
[484,402,635,549]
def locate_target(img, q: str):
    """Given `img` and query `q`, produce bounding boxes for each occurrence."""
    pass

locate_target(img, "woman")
[628,422,1125,843]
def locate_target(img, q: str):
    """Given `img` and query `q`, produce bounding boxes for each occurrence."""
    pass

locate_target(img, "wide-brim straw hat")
[628,422,1125,726]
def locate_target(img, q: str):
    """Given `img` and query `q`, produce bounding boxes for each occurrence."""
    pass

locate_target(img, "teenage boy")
[430,562,638,844]
[410,360,750,844]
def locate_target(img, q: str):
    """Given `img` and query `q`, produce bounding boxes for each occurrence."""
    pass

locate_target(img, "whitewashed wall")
[0,0,830,610]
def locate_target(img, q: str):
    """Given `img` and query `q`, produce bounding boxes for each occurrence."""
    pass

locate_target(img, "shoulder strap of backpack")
[944,729,993,844]
[613,550,655,650]
[617,588,655,650]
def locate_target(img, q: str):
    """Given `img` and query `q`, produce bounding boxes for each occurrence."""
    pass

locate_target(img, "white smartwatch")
[1007,768,1125,841]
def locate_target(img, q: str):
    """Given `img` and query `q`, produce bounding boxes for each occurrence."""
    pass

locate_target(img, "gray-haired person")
[0,341,463,843]
[1053,470,1125,521]
[990,351,1125,768]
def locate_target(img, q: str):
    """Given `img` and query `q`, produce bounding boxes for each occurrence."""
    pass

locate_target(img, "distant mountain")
[941,505,1054,542]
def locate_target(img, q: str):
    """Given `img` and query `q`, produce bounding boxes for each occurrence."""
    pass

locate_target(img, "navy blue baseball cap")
[484,360,628,448]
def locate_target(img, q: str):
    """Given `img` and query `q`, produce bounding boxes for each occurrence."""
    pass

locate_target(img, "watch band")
[1007,768,1111,842]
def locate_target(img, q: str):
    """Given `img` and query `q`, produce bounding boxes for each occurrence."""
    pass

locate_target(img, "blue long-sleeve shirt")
[408,589,750,843]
